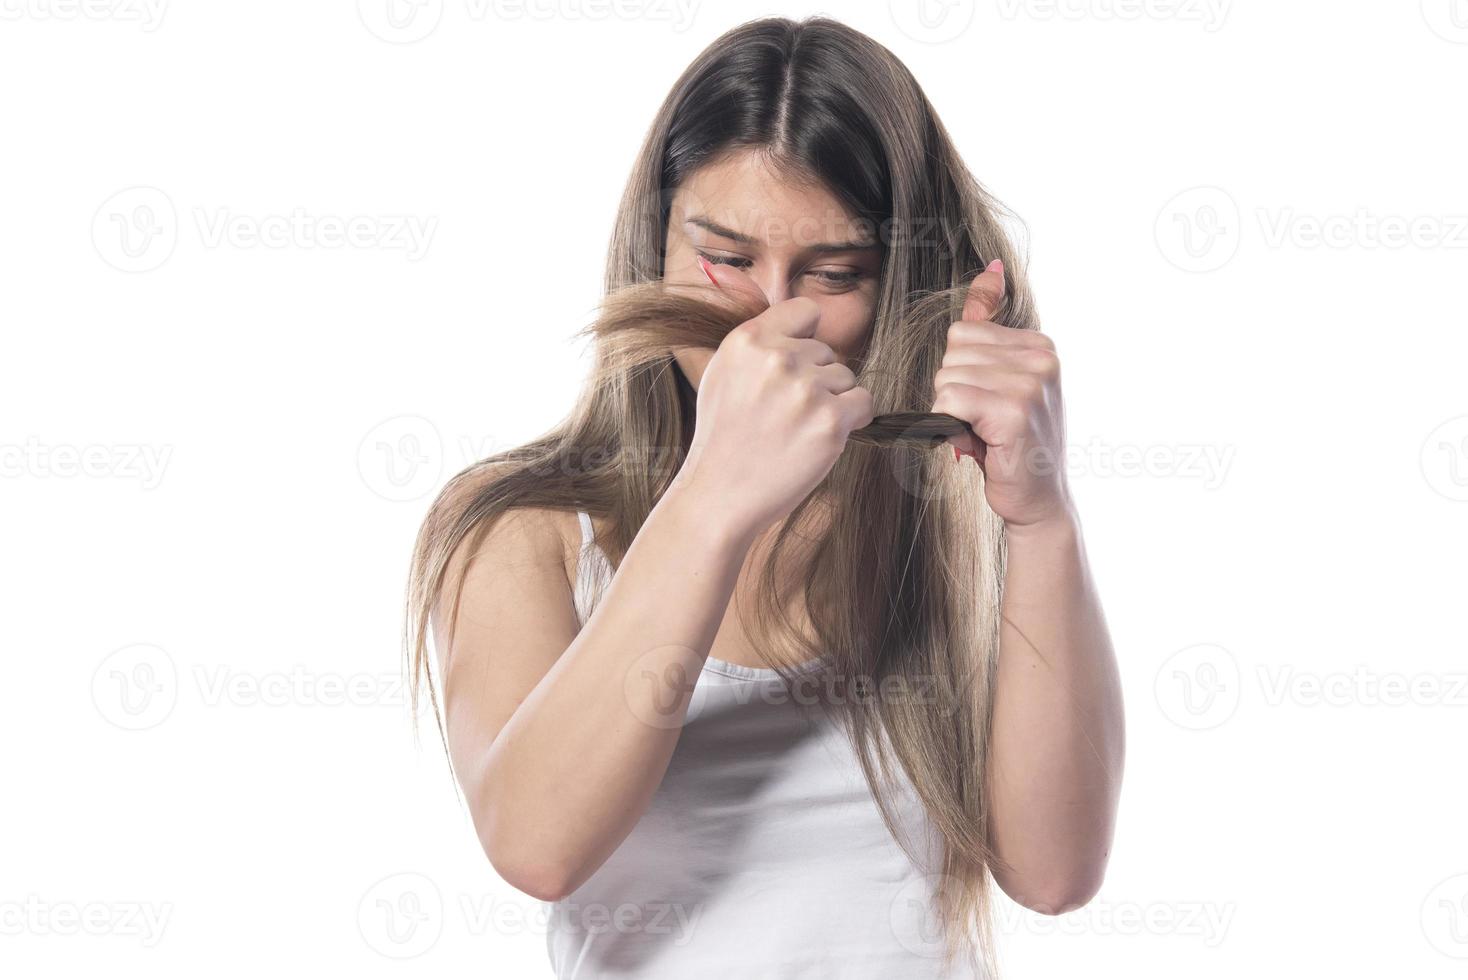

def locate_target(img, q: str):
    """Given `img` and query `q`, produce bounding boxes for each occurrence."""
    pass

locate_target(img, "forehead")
[669,149,871,250]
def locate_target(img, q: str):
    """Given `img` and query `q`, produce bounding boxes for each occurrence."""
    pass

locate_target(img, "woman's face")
[663,150,884,390]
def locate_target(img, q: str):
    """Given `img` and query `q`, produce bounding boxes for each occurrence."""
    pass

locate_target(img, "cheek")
[813,297,876,358]
[663,240,703,286]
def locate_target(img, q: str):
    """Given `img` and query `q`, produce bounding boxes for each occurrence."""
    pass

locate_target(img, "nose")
[754,267,796,305]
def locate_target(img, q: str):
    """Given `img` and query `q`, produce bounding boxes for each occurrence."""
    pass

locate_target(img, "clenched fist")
[931,260,1072,530]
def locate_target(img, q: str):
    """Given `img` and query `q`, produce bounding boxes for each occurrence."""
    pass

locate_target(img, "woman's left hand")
[929,260,1073,530]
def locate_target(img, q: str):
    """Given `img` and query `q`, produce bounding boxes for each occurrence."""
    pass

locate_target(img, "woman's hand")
[674,259,876,540]
[930,260,1073,531]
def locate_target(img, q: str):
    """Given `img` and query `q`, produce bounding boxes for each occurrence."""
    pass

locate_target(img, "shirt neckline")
[701,653,832,681]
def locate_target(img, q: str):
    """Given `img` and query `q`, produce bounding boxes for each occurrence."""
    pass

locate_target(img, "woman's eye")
[695,250,864,289]
[695,250,751,269]
[810,265,863,289]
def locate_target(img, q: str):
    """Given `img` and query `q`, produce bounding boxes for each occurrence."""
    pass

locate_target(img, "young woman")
[406,15,1124,978]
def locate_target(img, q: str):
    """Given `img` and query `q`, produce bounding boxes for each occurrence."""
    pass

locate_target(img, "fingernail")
[985,258,1003,275]
[952,445,962,463]
[697,254,719,287]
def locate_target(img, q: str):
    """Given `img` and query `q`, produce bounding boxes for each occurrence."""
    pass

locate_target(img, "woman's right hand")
[673,263,875,539]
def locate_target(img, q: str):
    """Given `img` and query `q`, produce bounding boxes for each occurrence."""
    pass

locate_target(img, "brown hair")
[405,15,1040,975]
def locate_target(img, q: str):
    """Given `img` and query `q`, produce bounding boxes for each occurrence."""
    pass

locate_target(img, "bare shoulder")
[435,460,582,599]
[425,461,586,773]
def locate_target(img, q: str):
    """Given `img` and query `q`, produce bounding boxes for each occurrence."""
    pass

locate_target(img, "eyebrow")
[684,215,880,254]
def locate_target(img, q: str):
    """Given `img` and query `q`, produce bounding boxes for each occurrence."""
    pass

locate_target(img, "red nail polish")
[953,445,962,462]
[697,254,719,286]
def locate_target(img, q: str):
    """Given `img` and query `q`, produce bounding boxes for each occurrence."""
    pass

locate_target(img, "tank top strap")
[572,510,610,628]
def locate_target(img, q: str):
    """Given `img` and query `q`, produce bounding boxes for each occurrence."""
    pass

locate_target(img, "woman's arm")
[985,505,1124,914]
[446,294,874,902]
[437,480,754,902]
[930,260,1125,913]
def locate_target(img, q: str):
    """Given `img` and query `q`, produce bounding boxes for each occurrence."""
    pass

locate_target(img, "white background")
[3,1,1466,976]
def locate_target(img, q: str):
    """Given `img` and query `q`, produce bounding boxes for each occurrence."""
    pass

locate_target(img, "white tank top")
[543,510,985,978]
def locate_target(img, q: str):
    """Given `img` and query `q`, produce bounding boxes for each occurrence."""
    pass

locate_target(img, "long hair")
[405,15,1039,976]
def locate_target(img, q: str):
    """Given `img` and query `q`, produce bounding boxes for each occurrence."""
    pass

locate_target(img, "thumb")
[961,258,1006,324]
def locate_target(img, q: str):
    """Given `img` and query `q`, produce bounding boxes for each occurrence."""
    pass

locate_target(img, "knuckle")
[1023,347,1060,376]
[776,296,821,329]
[763,347,798,374]
[787,295,821,318]
[726,323,757,350]
[815,403,845,438]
